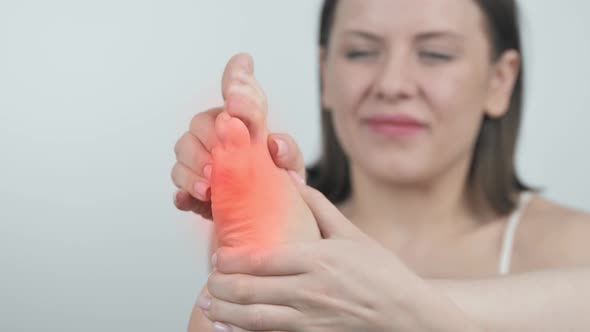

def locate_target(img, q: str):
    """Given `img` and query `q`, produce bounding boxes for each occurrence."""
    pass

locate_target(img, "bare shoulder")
[513,193,590,272]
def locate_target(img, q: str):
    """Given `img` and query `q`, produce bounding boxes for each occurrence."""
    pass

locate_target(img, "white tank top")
[498,192,533,275]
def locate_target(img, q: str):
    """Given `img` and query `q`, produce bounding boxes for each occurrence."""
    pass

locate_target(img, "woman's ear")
[484,49,521,118]
[319,47,333,111]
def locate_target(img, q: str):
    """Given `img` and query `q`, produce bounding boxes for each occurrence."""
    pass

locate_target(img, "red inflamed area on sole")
[210,112,292,250]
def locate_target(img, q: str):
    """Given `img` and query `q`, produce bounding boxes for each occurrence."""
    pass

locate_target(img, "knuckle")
[184,141,200,167]
[207,270,218,284]
[173,164,194,193]
[173,133,187,157]
[232,277,253,303]
[206,272,219,294]
[189,112,208,134]
[170,163,183,187]
[207,299,220,321]
[177,135,193,160]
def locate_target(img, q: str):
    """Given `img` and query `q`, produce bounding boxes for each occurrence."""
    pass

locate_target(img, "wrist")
[403,278,485,332]
[428,279,488,332]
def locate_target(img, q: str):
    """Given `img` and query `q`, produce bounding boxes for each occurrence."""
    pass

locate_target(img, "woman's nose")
[373,50,418,102]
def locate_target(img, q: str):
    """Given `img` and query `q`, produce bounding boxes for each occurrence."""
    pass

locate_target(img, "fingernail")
[213,322,233,332]
[194,181,209,200]
[203,164,212,180]
[198,295,211,310]
[173,190,179,204]
[288,170,305,185]
[273,138,287,158]
[211,252,217,268]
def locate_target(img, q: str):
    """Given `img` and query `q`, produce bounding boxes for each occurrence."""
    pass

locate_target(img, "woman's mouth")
[363,114,427,138]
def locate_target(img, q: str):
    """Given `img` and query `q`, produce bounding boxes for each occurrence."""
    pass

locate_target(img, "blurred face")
[321,0,519,185]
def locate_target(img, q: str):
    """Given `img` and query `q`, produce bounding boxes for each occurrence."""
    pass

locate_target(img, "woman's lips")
[363,114,427,137]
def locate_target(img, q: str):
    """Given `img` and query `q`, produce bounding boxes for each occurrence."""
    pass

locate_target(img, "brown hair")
[306,0,534,216]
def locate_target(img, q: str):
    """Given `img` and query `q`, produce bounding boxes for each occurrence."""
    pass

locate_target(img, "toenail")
[194,181,209,200]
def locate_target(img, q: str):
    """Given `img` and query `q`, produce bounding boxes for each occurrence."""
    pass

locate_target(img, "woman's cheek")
[330,108,358,157]
[428,98,487,172]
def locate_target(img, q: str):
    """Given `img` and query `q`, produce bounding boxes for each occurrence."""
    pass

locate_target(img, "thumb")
[268,133,306,181]
[288,171,360,239]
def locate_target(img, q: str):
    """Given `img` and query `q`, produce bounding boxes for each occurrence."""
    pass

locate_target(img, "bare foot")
[209,58,320,250]
[187,54,318,332]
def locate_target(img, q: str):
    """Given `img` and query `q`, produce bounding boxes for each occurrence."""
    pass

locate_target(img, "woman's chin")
[361,160,433,187]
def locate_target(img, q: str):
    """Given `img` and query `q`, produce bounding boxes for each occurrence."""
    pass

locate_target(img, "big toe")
[222,60,268,144]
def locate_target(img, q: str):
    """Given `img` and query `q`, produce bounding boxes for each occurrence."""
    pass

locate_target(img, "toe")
[214,112,251,149]
[222,57,268,144]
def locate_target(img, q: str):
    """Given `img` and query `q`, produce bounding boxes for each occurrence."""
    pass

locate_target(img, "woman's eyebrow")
[415,31,465,42]
[340,29,464,43]
[340,29,383,42]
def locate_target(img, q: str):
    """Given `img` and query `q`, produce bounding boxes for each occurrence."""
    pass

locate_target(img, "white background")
[1,1,588,331]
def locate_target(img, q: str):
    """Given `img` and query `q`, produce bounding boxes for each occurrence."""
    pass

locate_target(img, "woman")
[172,0,590,331]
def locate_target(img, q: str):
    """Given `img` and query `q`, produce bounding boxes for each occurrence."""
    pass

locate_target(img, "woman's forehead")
[332,0,485,38]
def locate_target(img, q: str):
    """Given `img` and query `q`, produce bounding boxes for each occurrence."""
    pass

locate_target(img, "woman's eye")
[419,51,453,62]
[346,50,377,60]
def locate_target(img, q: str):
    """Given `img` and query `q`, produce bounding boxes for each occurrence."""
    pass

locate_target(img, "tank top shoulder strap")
[498,191,533,276]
